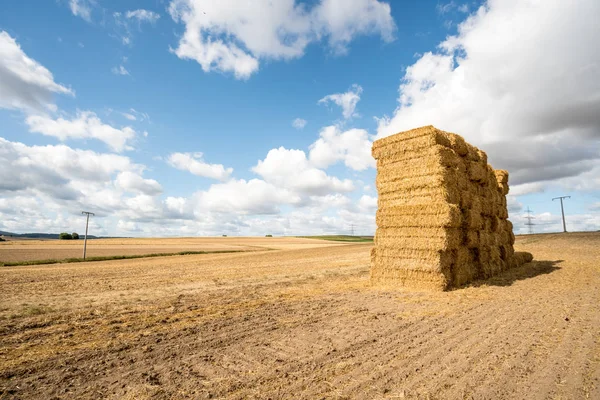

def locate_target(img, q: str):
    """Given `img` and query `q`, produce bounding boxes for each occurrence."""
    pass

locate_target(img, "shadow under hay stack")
[371,125,533,290]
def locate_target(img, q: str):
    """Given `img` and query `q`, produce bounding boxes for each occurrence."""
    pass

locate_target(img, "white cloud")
[111,65,130,75]
[0,31,73,113]
[292,118,307,130]
[115,171,162,195]
[69,0,93,22]
[26,111,137,152]
[252,147,354,196]
[167,152,233,181]
[377,0,600,192]
[168,0,395,79]
[318,84,362,119]
[125,9,161,23]
[309,125,374,171]
[0,137,136,203]
[195,179,301,215]
[358,195,377,211]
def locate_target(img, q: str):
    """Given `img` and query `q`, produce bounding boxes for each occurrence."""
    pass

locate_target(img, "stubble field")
[1,233,599,399]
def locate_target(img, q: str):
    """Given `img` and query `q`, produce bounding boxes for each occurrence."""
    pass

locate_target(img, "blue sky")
[0,0,599,236]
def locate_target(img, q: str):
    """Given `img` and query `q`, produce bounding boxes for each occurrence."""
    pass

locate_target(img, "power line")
[552,196,571,233]
[524,206,535,234]
[81,211,95,259]
[350,224,355,236]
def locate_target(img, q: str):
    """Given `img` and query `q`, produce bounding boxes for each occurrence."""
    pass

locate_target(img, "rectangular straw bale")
[372,132,453,160]
[495,170,509,184]
[460,189,474,209]
[465,143,482,162]
[452,246,478,287]
[486,164,496,184]
[372,125,441,149]
[372,125,450,153]
[480,197,494,216]
[373,254,453,273]
[378,186,461,206]
[463,209,483,230]
[376,173,461,195]
[445,132,469,157]
[464,229,479,248]
[375,236,460,251]
[499,244,514,261]
[370,267,449,291]
[375,163,457,185]
[375,247,453,261]
[478,247,491,264]
[498,206,508,219]
[376,207,462,228]
[376,145,462,168]
[477,149,488,165]
[468,161,487,182]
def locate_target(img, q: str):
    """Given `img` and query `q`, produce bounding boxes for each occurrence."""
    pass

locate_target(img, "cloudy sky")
[1,0,599,237]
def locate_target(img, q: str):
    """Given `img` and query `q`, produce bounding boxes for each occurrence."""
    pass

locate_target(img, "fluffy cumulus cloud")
[0,137,138,206]
[377,0,600,195]
[0,31,73,112]
[168,0,395,79]
[115,171,162,196]
[318,84,363,120]
[26,111,137,152]
[167,152,233,181]
[253,147,354,196]
[309,125,374,171]
[195,179,301,215]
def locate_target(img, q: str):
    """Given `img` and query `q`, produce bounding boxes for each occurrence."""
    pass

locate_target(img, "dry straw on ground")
[371,125,533,290]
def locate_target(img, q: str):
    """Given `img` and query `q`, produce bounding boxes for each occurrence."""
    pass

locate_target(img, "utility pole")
[552,196,571,233]
[524,207,535,234]
[350,224,355,236]
[81,211,95,259]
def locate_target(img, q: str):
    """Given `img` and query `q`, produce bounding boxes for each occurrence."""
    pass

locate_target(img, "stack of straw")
[371,125,533,290]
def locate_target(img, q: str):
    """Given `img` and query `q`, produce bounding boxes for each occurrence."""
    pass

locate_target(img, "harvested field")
[0,237,348,263]
[1,233,599,399]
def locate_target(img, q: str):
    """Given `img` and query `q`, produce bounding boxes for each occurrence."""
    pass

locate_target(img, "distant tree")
[222,234,227,237]
[265,234,273,237]
[0,237,5,242]
[72,232,79,240]
[59,232,73,240]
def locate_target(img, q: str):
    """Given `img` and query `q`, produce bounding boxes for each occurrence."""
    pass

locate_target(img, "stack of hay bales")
[371,125,533,291]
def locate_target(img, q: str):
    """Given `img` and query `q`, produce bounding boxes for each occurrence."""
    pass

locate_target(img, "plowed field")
[1,233,599,399]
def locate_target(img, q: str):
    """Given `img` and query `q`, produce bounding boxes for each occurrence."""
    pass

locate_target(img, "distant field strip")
[0,249,252,267]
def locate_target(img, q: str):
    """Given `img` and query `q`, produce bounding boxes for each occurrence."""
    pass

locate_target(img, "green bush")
[72,232,79,240]
[265,234,273,237]
[59,232,73,240]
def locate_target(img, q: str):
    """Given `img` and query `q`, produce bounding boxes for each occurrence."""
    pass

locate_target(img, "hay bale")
[378,186,461,206]
[371,125,531,291]
[452,246,478,287]
[377,145,462,169]
[468,161,487,182]
[495,170,509,184]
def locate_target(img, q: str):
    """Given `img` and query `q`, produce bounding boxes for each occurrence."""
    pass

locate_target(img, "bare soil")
[1,233,599,399]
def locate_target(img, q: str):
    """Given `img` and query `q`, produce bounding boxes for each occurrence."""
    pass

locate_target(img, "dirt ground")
[0,237,348,263]
[1,233,599,399]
